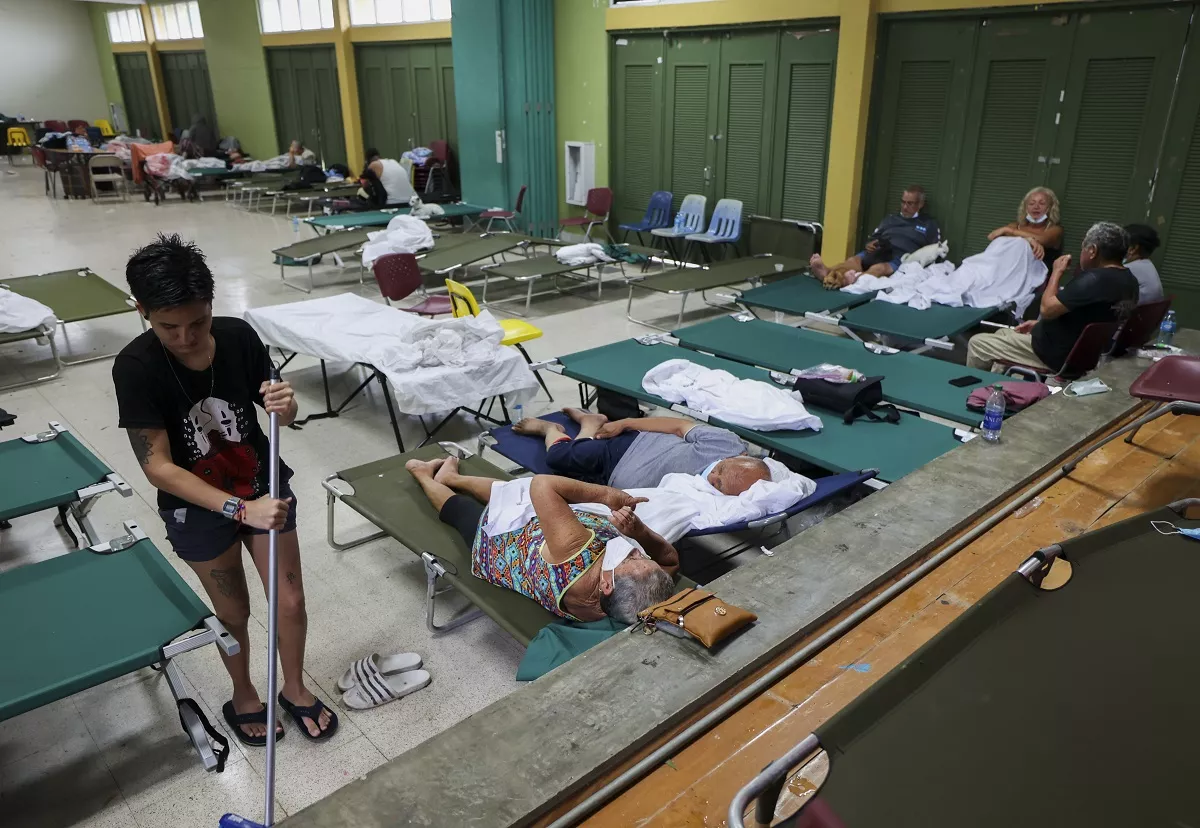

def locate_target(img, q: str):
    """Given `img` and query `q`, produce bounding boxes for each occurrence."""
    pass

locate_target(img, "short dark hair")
[364,147,380,162]
[126,233,214,312]
[1125,223,1160,255]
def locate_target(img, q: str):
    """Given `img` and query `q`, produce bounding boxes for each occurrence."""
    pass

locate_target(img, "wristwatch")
[221,497,244,520]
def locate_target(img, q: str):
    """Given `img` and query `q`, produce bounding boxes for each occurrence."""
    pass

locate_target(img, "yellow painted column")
[821,0,879,259]
[333,0,364,174]
[139,5,173,141]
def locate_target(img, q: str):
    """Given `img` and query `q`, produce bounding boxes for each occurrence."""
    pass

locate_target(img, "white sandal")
[341,661,431,710]
[337,652,423,693]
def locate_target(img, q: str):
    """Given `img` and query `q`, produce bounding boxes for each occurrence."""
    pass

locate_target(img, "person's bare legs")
[185,541,279,741]
[512,407,608,448]
[407,457,456,511]
[512,417,571,449]
[245,530,331,738]
[810,254,863,283]
[407,456,497,508]
[863,262,895,277]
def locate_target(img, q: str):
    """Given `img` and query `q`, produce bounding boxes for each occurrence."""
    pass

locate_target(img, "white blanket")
[842,237,1046,315]
[555,243,615,267]
[0,288,55,334]
[642,359,822,432]
[483,458,815,543]
[360,215,436,268]
[243,294,537,415]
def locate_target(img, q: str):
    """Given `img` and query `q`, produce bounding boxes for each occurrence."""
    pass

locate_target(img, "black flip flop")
[277,692,339,741]
[222,700,285,747]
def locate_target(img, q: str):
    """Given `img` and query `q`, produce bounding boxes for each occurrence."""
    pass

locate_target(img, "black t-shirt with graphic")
[1031,266,1139,372]
[113,316,292,511]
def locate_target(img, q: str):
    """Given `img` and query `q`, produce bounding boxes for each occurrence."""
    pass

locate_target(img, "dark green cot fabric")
[840,299,1000,341]
[417,234,533,275]
[0,430,113,521]
[738,275,875,316]
[306,202,488,229]
[271,229,373,260]
[189,167,237,177]
[2,269,132,324]
[0,329,39,346]
[557,340,962,482]
[0,539,212,720]
[486,254,592,280]
[516,618,626,681]
[796,505,1200,828]
[673,316,1011,427]
[635,255,810,294]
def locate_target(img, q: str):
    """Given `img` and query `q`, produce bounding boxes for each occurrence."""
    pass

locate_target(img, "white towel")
[642,359,823,432]
[360,215,435,268]
[0,287,55,334]
[555,243,615,267]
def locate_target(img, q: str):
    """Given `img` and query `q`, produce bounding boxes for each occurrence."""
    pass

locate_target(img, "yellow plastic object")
[6,127,30,148]
[444,278,543,346]
[94,119,116,138]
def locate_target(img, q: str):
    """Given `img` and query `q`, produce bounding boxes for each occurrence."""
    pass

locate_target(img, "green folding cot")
[731,499,1200,828]
[416,233,536,283]
[271,229,374,293]
[267,184,361,217]
[839,299,1006,350]
[673,316,1013,427]
[0,521,238,771]
[547,339,966,483]
[626,254,808,330]
[0,422,132,545]
[0,267,144,390]
[305,202,488,234]
[737,275,875,319]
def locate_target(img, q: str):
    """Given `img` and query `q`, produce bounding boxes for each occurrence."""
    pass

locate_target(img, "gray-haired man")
[966,221,1139,373]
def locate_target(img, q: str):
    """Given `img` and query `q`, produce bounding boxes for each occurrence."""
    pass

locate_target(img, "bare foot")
[405,458,445,478]
[563,407,608,432]
[513,417,554,436]
[843,270,861,286]
[809,253,828,280]
[433,455,459,484]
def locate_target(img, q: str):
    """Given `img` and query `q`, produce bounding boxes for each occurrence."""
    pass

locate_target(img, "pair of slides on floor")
[336,652,430,710]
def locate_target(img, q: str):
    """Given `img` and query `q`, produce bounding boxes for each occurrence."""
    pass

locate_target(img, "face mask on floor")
[1064,378,1110,397]
[1152,521,1200,541]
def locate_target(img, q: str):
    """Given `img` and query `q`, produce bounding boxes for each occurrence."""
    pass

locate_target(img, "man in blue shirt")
[811,185,942,289]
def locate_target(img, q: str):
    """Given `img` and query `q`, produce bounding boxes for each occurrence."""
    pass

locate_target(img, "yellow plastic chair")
[6,127,31,166]
[94,119,116,138]
[446,278,554,401]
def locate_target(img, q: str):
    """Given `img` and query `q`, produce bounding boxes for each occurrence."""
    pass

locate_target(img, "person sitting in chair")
[406,457,679,623]
[966,222,1139,374]
[1123,223,1165,305]
[513,408,770,494]
[987,187,1064,262]
[286,139,317,168]
[809,186,941,289]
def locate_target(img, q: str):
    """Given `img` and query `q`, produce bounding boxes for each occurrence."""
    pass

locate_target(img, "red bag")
[967,381,1050,412]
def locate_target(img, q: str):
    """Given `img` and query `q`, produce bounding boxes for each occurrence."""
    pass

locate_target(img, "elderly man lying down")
[514,407,768,495]
[407,458,679,623]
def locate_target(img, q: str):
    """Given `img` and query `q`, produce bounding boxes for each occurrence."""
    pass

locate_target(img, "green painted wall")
[554,0,608,220]
[198,0,277,158]
[87,4,126,118]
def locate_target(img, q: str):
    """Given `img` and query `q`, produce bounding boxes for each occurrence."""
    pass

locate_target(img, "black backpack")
[790,375,900,425]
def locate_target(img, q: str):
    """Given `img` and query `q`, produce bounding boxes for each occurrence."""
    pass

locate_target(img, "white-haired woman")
[987,187,1064,262]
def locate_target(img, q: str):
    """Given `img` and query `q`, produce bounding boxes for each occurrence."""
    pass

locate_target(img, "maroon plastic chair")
[67,119,89,133]
[372,253,453,317]
[413,139,450,194]
[44,120,68,133]
[1115,297,1172,351]
[1063,355,1200,473]
[479,185,526,233]
[1000,321,1119,382]
[559,187,614,241]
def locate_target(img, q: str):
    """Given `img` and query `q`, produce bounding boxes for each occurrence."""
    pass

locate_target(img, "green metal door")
[861,19,976,242]
[769,28,838,223]
[662,33,720,213]
[1149,11,1200,326]
[950,16,1072,257]
[115,52,160,140]
[356,41,455,162]
[266,46,346,166]
[1047,7,1190,254]
[712,31,778,218]
[611,33,665,226]
[159,51,217,138]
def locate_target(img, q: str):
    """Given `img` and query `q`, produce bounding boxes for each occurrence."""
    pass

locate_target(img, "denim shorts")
[856,250,903,272]
[160,485,298,562]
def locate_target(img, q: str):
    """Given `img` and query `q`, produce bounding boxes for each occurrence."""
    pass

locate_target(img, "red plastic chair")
[1000,321,1119,382]
[1063,355,1200,473]
[479,185,526,233]
[413,140,450,194]
[559,187,614,242]
[1114,297,1172,352]
[44,120,68,133]
[372,253,453,316]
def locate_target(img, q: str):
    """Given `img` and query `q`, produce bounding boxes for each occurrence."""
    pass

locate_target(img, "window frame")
[106,7,147,44]
[258,0,337,33]
[347,0,451,28]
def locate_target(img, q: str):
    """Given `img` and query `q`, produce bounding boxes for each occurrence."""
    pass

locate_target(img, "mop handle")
[263,366,281,827]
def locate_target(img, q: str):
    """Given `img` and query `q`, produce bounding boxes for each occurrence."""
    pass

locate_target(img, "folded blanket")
[555,243,616,267]
[361,215,435,268]
[642,359,823,432]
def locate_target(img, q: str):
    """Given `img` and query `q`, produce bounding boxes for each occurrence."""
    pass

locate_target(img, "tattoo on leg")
[286,571,296,584]
[128,429,154,466]
[210,567,240,598]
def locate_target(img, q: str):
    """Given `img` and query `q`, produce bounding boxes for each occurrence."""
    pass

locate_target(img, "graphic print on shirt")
[185,397,261,498]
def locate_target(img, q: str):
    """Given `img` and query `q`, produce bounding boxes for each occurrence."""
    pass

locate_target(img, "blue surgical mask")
[1152,521,1200,541]
[700,461,720,480]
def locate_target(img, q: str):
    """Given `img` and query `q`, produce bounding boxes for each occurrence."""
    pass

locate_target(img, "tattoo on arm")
[128,429,154,466]
[210,567,241,598]
[286,571,296,585]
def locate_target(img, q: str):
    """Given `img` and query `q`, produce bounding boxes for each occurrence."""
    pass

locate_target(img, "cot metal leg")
[323,476,387,551]
[625,282,671,332]
[677,292,688,329]
[516,342,554,402]
[1063,402,1198,474]
[422,552,484,634]
[378,369,406,452]
[161,658,221,772]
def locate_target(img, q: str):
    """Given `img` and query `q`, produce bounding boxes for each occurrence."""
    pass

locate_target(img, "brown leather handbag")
[635,587,757,648]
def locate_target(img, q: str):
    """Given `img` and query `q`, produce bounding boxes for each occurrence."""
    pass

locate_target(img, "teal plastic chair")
[685,198,743,261]
[651,193,706,261]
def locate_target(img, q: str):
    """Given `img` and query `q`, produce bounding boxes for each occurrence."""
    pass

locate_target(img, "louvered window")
[620,65,656,214]
[670,65,712,209]
[884,61,953,217]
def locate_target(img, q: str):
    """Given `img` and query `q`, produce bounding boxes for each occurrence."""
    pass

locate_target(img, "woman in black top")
[113,234,337,745]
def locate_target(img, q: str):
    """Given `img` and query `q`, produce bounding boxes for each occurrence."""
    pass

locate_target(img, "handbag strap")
[845,402,901,425]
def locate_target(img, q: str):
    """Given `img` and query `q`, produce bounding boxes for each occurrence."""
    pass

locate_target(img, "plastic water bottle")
[673,211,685,233]
[512,403,524,425]
[982,384,1005,443]
[1156,310,1177,347]
[291,216,300,235]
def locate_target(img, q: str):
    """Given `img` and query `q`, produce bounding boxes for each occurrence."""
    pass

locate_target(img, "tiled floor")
[0,166,724,827]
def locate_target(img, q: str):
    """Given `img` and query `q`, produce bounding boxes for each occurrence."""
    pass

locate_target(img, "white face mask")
[1025,213,1049,224]
[602,537,641,572]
